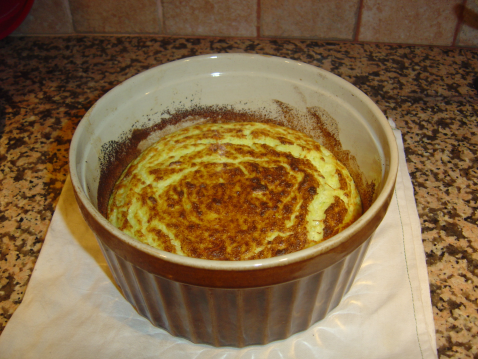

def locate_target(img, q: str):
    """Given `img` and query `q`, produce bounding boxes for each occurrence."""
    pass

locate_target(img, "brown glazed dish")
[69,54,398,347]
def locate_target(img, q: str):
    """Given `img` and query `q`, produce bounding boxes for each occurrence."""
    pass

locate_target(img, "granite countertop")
[0,36,477,358]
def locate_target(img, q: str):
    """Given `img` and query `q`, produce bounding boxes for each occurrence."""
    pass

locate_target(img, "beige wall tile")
[70,0,161,34]
[359,0,461,46]
[261,0,360,40]
[13,0,74,34]
[457,1,478,47]
[162,0,256,37]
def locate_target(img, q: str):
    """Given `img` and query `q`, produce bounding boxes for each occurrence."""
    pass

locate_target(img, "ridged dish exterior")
[69,54,399,348]
[96,235,372,347]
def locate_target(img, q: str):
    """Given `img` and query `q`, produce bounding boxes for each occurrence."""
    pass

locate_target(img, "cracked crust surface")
[107,122,361,260]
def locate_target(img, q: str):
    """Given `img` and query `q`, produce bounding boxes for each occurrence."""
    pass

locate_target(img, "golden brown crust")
[108,122,362,260]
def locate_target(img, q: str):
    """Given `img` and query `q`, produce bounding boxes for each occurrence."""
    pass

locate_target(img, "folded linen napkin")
[0,125,437,359]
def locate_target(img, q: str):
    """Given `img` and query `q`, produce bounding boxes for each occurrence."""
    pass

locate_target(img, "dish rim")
[69,53,399,273]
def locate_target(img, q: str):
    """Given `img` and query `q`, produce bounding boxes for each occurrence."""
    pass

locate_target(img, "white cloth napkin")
[0,125,438,359]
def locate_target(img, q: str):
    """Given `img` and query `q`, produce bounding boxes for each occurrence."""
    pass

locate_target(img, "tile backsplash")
[11,0,478,47]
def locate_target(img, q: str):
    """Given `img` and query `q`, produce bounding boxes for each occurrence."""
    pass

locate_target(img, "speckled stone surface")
[1,36,477,358]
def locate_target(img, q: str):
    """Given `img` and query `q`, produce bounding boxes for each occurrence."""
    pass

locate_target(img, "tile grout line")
[354,0,365,42]
[63,0,75,33]
[8,33,478,50]
[256,0,261,38]
[452,0,467,46]
[157,0,164,35]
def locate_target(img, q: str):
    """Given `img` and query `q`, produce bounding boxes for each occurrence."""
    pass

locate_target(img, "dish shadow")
[60,176,120,291]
